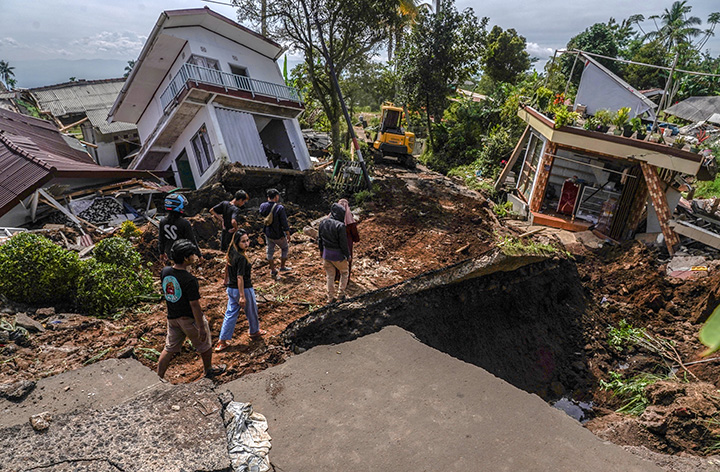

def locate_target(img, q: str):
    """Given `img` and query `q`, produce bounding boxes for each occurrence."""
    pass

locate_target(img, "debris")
[0,379,36,402]
[30,411,52,431]
[15,313,44,333]
[171,405,181,411]
[117,347,135,359]
[455,243,471,254]
[220,392,272,472]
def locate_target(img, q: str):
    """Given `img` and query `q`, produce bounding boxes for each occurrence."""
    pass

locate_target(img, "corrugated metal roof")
[664,96,720,123]
[30,79,127,117]
[0,108,158,218]
[85,108,136,135]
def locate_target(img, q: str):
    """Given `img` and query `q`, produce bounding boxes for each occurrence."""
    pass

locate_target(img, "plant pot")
[636,132,647,141]
[690,146,700,153]
[599,125,610,133]
[672,142,685,149]
[613,128,622,136]
[622,127,633,138]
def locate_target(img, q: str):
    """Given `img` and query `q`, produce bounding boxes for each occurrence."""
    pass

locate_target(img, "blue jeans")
[219,287,260,340]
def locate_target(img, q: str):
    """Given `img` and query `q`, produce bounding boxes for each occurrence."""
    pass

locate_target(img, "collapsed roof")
[664,96,720,123]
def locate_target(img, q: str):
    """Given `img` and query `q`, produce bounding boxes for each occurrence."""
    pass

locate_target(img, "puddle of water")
[551,397,594,423]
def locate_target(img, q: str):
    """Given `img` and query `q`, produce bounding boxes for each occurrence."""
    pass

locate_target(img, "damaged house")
[108,7,311,190]
[27,79,140,168]
[0,108,160,229]
[496,104,714,255]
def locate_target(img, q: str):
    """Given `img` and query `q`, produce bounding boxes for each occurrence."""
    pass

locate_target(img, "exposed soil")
[5,163,720,465]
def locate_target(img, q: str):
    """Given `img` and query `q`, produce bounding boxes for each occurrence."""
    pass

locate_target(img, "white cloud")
[0,37,19,47]
[69,31,147,58]
[526,42,555,59]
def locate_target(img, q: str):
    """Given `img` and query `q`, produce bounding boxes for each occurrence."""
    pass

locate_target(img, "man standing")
[259,188,291,278]
[318,203,350,303]
[158,194,201,262]
[211,190,249,251]
[157,239,225,379]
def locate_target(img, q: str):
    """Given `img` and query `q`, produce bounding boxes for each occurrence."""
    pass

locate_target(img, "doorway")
[175,150,196,190]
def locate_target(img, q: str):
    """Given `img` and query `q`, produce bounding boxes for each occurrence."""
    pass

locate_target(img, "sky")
[1,0,720,88]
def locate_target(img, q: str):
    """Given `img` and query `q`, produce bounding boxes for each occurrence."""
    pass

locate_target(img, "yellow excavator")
[372,103,416,168]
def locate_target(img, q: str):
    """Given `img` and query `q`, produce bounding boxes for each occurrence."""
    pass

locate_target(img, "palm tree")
[646,1,702,49]
[387,0,429,62]
[0,60,15,89]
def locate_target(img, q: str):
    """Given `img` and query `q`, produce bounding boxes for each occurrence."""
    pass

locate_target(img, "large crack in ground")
[284,252,594,401]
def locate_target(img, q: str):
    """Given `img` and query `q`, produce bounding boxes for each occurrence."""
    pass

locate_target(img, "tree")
[235,0,399,160]
[0,60,15,89]
[623,40,668,90]
[561,23,621,85]
[123,60,136,79]
[396,0,486,148]
[646,1,702,49]
[481,26,531,84]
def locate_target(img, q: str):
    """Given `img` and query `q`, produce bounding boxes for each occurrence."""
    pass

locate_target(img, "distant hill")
[10,59,128,89]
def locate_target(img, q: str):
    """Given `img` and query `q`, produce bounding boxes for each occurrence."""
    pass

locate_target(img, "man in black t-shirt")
[158,194,201,261]
[211,190,249,251]
[157,239,225,379]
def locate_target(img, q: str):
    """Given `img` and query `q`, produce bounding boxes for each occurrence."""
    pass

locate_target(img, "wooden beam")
[59,116,89,132]
[30,191,39,222]
[37,188,86,234]
[529,142,557,212]
[640,161,680,254]
[79,140,99,149]
[495,125,530,191]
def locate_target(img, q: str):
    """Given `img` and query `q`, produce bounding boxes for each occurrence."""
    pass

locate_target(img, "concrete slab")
[0,379,230,472]
[0,358,161,428]
[224,326,662,472]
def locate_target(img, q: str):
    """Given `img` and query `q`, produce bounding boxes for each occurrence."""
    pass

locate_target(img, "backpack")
[263,203,278,226]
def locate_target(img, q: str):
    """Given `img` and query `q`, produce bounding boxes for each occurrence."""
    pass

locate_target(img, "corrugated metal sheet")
[664,96,720,123]
[215,107,268,167]
[31,79,127,117]
[85,108,136,135]
[283,119,312,171]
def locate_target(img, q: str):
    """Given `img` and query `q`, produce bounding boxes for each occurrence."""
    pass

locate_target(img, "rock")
[34,307,55,318]
[15,313,44,333]
[0,331,9,344]
[1,307,15,315]
[302,226,318,240]
[117,347,135,359]
[303,169,329,192]
[9,329,30,347]
[30,412,52,431]
[0,380,36,402]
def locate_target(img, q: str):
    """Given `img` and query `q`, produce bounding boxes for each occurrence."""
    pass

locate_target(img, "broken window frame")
[191,124,215,175]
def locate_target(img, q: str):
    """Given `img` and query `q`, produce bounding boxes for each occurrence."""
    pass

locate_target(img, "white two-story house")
[108,7,312,190]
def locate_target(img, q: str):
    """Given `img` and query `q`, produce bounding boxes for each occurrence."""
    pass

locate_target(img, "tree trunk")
[387,29,394,62]
[426,93,434,149]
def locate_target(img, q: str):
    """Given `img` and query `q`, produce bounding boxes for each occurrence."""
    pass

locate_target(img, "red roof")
[0,108,158,218]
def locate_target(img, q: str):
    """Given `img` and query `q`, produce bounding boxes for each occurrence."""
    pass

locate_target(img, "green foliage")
[493,201,515,218]
[612,107,631,128]
[481,26,531,84]
[623,41,668,90]
[594,109,614,126]
[0,233,81,305]
[694,171,720,199]
[396,0,487,146]
[608,319,646,351]
[553,107,580,128]
[583,116,601,131]
[599,371,665,415]
[699,302,720,356]
[118,221,142,239]
[534,86,554,112]
[561,23,622,85]
[629,117,644,133]
[76,258,153,316]
[94,237,143,269]
[496,235,559,256]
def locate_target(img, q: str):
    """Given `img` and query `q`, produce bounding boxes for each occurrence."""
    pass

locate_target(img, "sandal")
[250,329,267,339]
[214,341,229,352]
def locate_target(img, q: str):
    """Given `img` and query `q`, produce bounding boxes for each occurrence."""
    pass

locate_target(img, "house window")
[230,64,249,77]
[188,54,220,70]
[191,125,215,175]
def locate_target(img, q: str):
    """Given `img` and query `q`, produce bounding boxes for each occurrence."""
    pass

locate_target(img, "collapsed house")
[108,7,312,190]
[0,108,165,231]
[26,79,140,168]
[664,96,720,124]
[496,104,715,254]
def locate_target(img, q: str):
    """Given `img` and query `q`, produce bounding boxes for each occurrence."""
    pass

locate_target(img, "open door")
[175,150,196,190]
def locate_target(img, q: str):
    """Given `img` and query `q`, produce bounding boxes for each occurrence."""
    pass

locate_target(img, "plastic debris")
[220,393,272,472]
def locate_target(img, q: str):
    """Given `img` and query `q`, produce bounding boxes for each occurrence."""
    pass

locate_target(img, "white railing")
[160,63,303,110]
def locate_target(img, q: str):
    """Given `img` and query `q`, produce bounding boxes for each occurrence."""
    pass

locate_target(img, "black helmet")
[164,194,188,214]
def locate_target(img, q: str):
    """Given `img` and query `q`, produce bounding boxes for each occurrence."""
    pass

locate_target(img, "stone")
[0,380,36,402]
[30,412,52,431]
[34,307,55,318]
[117,347,135,359]
[15,313,44,333]
[302,226,318,240]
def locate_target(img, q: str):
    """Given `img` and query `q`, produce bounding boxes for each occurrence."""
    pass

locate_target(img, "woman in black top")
[215,229,266,352]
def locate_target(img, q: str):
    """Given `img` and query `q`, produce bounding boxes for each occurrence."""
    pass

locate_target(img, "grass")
[447,164,497,195]
[599,371,667,415]
[608,319,646,352]
[694,174,720,199]
[136,347,161,362]
[496,235,559,256]
[83,348,111,365]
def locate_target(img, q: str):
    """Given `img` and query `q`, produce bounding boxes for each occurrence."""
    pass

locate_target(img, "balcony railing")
[160,63,303,110]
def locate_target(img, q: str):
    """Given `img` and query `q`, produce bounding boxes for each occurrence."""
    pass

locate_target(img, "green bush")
[118,220,142,239]
[94,236,142,269]
[0,233,80,305]
[76,259,153,316]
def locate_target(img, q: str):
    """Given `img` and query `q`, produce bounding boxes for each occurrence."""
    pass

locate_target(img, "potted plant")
[595,109,613,133]
[553,107,580,129]
[672,136,687,149]
[612,107,631,136]
[583,116,601,132]
[630,117,646,140]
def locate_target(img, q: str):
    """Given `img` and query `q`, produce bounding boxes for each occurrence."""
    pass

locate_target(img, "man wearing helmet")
[211,190,249,251]
[158,194,201,262]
